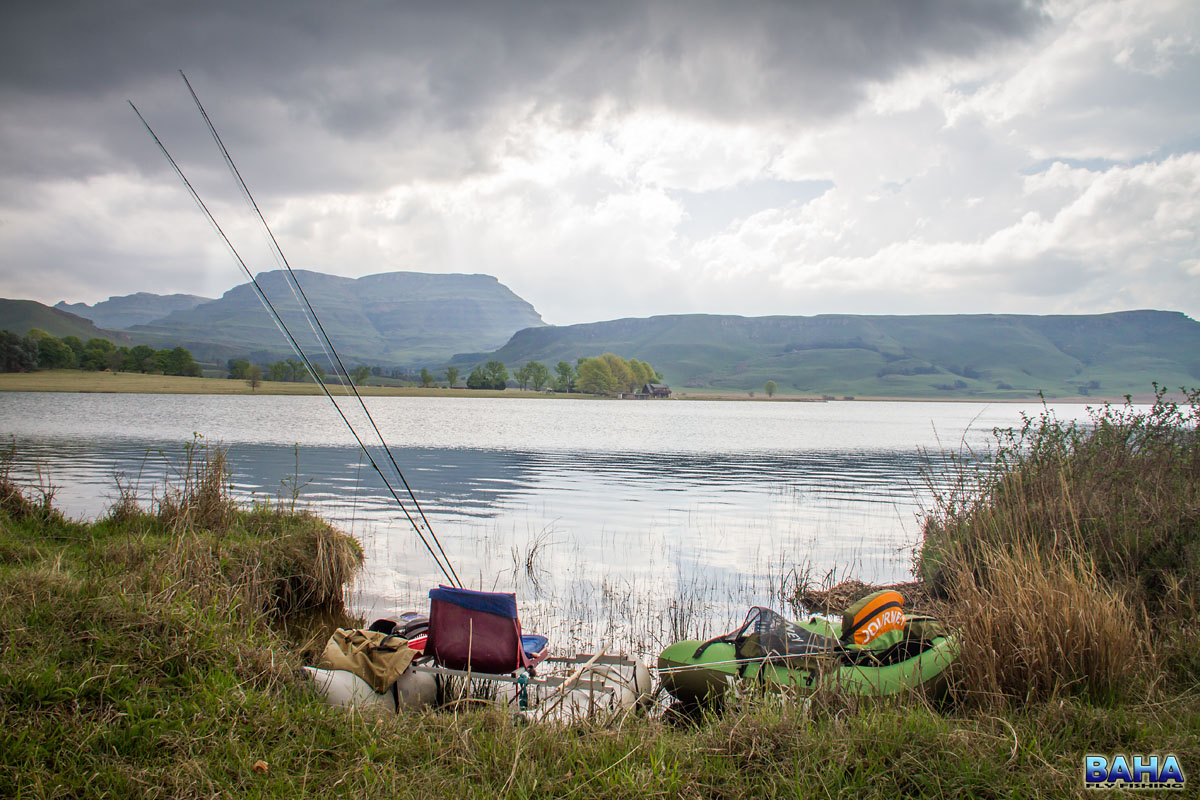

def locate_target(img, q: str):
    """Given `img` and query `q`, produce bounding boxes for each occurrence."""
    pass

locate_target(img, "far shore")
[0,370,583,398]
[0,369,1156,403]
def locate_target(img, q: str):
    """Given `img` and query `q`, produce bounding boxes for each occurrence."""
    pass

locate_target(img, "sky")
[1,0,1197,325]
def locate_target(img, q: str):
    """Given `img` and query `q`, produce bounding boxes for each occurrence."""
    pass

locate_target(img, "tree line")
[218,352,663,395]
[468,353,662,394]
[573,354,661,395]
[227,358,372,386]
[0,329,201,376]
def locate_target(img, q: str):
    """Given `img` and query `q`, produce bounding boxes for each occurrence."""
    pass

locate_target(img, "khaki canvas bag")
[317,628,416,694]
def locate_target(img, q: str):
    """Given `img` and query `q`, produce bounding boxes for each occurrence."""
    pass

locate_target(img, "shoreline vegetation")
[0,369,1167,404]
[2,393,1197,796]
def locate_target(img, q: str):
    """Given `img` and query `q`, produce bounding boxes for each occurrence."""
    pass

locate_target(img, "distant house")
[641,383,671,398]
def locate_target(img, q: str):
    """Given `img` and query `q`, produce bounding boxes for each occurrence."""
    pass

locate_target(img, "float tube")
[658,594,957,705]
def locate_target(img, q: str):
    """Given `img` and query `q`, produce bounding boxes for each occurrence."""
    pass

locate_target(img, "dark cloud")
[0,1,1046,193]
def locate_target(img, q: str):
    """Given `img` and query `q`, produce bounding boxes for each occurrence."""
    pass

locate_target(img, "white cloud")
[766,154,1200,309]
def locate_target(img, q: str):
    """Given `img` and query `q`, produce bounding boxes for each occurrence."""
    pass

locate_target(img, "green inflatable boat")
[658,600,957,705]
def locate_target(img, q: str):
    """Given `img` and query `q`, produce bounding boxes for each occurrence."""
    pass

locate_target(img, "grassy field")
[0,370,589,398]
[1,394,1197,797]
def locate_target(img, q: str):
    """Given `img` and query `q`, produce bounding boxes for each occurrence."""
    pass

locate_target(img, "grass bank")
[2,394,1198,797]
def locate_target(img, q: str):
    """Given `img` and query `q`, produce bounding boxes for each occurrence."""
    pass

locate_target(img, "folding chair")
[416,586,651,720]
[424,585,549,674]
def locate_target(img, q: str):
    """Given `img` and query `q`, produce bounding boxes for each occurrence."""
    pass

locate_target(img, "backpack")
[841,590,905,646]
[317,628,416,694]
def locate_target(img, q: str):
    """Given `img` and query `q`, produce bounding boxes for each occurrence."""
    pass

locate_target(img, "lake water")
[0,392,1095,655]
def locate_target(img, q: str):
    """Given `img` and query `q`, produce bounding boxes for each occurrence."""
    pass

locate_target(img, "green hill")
[468,311,1200,399]
[0,299,132,344]
[130,270,545,366]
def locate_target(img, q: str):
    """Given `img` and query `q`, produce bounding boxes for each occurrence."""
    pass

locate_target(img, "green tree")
[227,358,251,380]
[350,365,371,385]
[108,346,130,372]
[483,361,509,389]
[445,366,460,387]
[0,330,38,372]
[468,361,509,390]
[159,346,201,377]
[286,358,304,382]
[629,359,655,390]
[466,366,487,390]
[765,380,777,398]
[35,334,75,369]
[420,368,435,388]
[268,361,291,382]
[554,361,575,393]
[515,362,534,390]
[309,362,326,384]
[62,335,85,362]
[247,364,262,391]
[600,353,636,393]
[80,338,116,371]
[528,361,551,391]
[577,357,616,394]
[123,345,156,373]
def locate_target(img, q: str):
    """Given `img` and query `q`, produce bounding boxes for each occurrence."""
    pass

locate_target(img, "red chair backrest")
[427,587,525,673]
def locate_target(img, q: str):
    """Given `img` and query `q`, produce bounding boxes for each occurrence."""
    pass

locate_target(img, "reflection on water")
[0,392,1091,656]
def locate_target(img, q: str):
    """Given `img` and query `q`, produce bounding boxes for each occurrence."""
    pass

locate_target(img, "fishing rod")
[129,100,462,589]
[175,70,460,588]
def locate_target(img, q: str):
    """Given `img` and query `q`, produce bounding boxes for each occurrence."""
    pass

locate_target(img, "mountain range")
[44,271,545,366]
[55,293,212,330]
[3,270,1197,398]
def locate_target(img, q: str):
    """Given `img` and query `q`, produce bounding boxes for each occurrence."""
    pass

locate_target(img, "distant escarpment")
[471,311,1200,399]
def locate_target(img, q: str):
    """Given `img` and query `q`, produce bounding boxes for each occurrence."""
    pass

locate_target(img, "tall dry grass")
[920,387,1200,608]
[94,437,365,621]
[940,537,1143,708]
[0,443,61,525]
[155,435,237,532]
[917,387,1199,707]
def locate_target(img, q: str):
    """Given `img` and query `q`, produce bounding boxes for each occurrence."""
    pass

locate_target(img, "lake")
[0,392,1096,655]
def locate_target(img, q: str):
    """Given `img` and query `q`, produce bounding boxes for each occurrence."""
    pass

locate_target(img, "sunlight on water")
[1,392,1098,659]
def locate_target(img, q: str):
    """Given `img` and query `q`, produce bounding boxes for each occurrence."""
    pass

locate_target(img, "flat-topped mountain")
[473,310,1200,398]
[55,292,213,330]
[131,270,545,365]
